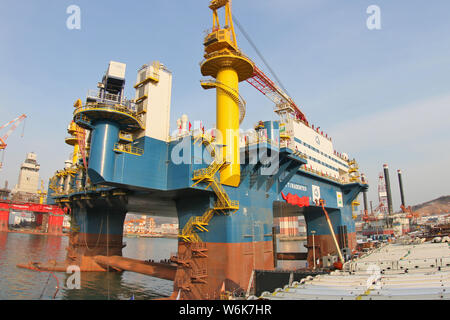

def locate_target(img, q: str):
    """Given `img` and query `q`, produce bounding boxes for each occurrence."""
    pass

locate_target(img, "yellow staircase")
[200,79,246,125]
[348,159,361,219]
[179,134,239,243]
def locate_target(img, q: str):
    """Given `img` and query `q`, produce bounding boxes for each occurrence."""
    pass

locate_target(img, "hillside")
[412,195,450,216]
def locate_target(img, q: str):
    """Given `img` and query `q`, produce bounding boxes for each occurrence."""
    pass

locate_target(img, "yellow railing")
[200,50,253,67]
[113,143,144,156]
[119,131,133,142]
[200,79,246,124]
[75,113,91,124]
[214,199,239,210]
[193,160,223,180]
[179,134,239,243]
[74,102,144,129]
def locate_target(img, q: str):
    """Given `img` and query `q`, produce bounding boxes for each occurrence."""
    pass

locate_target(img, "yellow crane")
[37,179,47,204]
[200,0,254,187]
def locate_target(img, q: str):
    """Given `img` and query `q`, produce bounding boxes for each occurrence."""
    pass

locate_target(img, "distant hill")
[412,195,450,216]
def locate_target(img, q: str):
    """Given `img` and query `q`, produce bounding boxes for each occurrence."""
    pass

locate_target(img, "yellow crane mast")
[200,0,254,187]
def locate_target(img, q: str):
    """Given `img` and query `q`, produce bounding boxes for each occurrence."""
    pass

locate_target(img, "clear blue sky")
[0,0,449,210]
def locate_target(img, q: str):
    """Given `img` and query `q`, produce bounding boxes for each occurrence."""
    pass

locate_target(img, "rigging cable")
[233,15,292,97]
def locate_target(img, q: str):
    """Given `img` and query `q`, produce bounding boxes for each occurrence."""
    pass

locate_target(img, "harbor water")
[0,232,177,300]
[0,232,307,299]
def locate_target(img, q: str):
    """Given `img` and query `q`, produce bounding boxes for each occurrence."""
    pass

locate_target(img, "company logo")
[315,136,320,145]
[281,192,309,208]
[312,185,321,202]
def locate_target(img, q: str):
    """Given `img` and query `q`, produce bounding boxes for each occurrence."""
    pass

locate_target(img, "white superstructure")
[284,119,351,182]
[134,61,172,142]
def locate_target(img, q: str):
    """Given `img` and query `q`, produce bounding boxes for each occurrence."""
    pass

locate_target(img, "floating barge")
[256,240,450,300]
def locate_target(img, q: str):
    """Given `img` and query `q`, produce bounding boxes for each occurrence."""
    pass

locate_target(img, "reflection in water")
[0,232,177,300]
[60,271,157,300]
[0,233,68,300]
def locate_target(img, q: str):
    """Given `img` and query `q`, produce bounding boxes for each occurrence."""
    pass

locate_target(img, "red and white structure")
[279,216,299,236]
[0,200,66,234]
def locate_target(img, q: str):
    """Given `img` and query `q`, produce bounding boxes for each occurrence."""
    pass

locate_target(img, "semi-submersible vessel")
[47,0,367,299]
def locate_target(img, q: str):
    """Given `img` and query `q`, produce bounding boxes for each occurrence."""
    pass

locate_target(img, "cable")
[233,14,291,97]
[39,272,52,299]
[36,268,60,300]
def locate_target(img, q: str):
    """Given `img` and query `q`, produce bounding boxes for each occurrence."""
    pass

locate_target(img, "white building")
[12,152,40,194]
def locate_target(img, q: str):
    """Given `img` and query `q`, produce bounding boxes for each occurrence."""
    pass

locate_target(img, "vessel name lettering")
[287,182,307,192]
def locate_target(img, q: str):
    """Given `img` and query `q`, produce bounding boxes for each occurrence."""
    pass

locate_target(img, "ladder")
[179,134,239,243]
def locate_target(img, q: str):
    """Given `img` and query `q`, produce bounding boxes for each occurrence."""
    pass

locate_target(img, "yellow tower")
[37,179,47,204]
[200,0,254,187]
[65,120,80,166]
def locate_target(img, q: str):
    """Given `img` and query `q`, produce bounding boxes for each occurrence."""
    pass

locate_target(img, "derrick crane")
[0,114,27,169]
[231,15,308,124]
[246,65,308,124]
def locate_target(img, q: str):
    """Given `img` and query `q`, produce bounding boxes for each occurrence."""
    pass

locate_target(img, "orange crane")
[0,114,27,169]
[363,202,384,222]
[400,204,420,223]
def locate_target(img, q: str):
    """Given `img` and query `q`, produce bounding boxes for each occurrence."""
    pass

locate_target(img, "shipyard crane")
[0,114,27,169]
[400,204,420,224]
[363,202,384,222]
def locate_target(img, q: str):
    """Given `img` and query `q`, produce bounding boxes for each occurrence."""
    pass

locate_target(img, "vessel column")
[216,67,240,187]
[88,120,120,183]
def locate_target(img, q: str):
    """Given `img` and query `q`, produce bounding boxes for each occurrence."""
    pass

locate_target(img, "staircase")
[178,134,239,243]
[348,159,361,219]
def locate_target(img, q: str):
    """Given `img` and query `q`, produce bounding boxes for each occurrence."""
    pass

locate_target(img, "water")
[0,232,307,300]
[0,232,177,300]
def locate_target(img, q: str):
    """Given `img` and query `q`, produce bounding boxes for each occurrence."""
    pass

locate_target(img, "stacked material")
[253,241,450,300]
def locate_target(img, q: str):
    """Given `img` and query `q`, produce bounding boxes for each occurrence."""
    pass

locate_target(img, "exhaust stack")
[363,192,368,216]
[383,164,393,227]
[397,169,405,207]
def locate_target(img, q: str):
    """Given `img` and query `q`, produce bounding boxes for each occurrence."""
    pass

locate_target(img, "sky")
[0,0,449,212]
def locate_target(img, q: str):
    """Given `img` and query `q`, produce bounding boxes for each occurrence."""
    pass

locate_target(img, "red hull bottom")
[0,211,8,232]
[171,241,274,300]
[65,232,125,271]
[305,232,356,268]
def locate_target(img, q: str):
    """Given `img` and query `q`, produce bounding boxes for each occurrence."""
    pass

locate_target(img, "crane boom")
[0,114,27,169]
[246,66,308,123]
[231,15,308,124]
[0,114,27,149]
